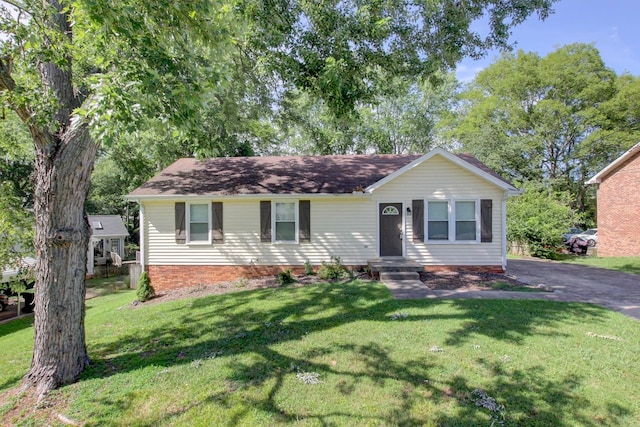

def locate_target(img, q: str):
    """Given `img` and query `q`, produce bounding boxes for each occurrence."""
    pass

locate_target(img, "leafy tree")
[0,0,236,398]
[85,157,130,217]
[0,110,34,273]
[275,72,459,155]
[507,183,581,259]
[357,73,459,154]
[243,0,556,116]
[451,44,633,214]
[0,182,34,270]
[0,0,556,398]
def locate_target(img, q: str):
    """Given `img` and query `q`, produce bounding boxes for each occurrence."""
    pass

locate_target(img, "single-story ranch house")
[587,142,640,257]
[127,148,520,290]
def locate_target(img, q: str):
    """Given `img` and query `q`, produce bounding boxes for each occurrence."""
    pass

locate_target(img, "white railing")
[110,251,122,267]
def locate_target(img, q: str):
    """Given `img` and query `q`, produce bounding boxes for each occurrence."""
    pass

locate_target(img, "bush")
[317,256,346,281]
[304,260,314,276]
[277,269,295,286]
[136,271,155,302]
[507,183,582,259]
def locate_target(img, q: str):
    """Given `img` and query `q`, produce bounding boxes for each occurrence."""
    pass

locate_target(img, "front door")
[379,203,403,257]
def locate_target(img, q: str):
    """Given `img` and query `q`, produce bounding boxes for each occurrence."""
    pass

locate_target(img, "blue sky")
[456,0,640,82]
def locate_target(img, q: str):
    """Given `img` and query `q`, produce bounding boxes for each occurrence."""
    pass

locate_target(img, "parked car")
[573,228,598,247]
[563,228,583,242]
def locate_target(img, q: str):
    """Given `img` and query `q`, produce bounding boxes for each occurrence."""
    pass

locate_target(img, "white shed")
[87,215,129,276]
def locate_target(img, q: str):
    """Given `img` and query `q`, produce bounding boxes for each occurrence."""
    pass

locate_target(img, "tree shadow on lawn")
[0,315,33,337]
[80,281,628,426]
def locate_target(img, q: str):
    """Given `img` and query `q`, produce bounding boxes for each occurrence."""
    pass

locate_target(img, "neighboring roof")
[587,142,640,184]
[128,149,517,198]
[88,215,129,238]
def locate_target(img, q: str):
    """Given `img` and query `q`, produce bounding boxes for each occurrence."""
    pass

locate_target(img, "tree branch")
[0,56,50,146]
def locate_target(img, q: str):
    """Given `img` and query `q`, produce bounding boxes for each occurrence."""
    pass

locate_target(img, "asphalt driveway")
[383,258,640,320]
[506,258,640,320]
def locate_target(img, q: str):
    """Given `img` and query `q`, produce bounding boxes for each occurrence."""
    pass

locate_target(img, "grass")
[85,275,131,298]
[1,279,640,426]
[553,255,640,275]
[487,282,543,292]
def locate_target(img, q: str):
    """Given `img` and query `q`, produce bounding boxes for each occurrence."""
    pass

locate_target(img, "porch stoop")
[367,258,423,274]
[368,259,430,299]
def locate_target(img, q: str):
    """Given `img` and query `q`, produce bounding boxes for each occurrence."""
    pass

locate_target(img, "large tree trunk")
[23,119,98,398]
[18,0,97,398]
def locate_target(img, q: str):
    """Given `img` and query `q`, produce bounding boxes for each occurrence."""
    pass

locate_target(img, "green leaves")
[452,44,628,215]
[507,183,582,259]
[242,0,557,118]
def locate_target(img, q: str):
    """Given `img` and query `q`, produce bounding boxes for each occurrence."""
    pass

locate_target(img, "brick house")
[587,142,640,257]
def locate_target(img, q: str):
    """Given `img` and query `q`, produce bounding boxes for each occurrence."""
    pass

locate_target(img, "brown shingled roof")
[128,153,513,197]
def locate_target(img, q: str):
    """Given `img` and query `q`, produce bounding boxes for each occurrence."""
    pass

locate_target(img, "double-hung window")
[274,201,297,243]
[427,201,449,240]
[426,200,478,242]
[188,203,210,243]
[455,201,477,241]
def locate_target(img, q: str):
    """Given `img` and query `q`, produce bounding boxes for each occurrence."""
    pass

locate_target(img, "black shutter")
[175,202,186,244]
[412,199,424,242]
[212,202,223,243]
[299,200,311,243]
[481,199,493,243]
[260,201,271,242]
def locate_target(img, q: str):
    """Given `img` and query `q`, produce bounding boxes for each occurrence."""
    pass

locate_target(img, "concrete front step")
[368,259,423,273]
[380,271,420,281]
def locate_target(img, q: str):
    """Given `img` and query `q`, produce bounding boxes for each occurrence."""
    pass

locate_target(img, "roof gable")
[128,149,516,198]
[587,142,640,184]
[366,148,518,194]
[88,215,129,237]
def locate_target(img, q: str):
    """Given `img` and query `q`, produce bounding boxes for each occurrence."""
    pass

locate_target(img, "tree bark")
[18,0,98,399]
[23,118,97,399]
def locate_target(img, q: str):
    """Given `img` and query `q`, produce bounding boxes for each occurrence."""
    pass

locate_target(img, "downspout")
[139,203,145,271]
[502,195,508,272]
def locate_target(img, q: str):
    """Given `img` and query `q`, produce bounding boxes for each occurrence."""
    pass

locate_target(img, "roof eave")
[587,142,640,184]
[126,192,373,201]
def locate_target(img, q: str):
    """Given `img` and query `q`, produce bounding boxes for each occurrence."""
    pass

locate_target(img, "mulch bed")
[420,271,531,291]
[140,271,533,306]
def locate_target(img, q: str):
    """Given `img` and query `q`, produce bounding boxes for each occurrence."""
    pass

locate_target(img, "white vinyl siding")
[141,154,508,269]
[373,155,505,266]
[143,197,377,266]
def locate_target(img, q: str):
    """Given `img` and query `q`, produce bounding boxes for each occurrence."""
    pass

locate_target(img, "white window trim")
[187,201,211,244]
[426,198,481,244]
[272,200,299,244]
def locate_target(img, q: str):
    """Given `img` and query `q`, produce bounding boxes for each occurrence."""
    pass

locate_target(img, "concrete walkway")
[382,258,640,320]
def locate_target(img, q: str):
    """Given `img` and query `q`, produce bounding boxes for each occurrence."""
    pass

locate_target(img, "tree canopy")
[450,43,635,213]
[0,0,559,398]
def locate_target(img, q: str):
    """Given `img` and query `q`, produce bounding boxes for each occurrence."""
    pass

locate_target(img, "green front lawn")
[554,255,640,275]
[1,280,639,426]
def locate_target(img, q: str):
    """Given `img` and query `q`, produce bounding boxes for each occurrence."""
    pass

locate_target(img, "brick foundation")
[147,265,314,291]
[147,264,504,290]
